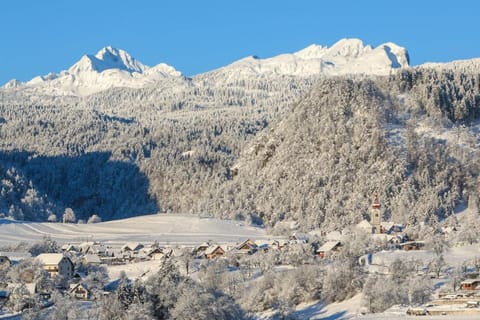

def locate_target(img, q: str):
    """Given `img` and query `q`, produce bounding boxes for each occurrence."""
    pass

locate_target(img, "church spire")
[370,192,382,234]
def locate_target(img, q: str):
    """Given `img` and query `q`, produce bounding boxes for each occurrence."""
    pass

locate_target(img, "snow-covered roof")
[61,244,79,251]
[461,279,480,285]
[204,245,225,255]
[83,254,101,264]
[122,242,144,251]
[36,253,69,265]
[317,241,341,253]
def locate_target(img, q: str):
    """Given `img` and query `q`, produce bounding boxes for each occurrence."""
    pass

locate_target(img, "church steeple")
[370,192,382,234]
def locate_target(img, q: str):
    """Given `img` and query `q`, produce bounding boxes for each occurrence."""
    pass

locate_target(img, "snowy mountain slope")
[4,46,183,96]
[419,57,480,73]
[200,38,410,82]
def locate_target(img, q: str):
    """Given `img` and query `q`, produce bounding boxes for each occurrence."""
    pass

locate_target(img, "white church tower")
[370,192,382,234]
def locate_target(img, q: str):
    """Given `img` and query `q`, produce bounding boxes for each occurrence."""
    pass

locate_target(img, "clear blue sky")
[0,0,478,85]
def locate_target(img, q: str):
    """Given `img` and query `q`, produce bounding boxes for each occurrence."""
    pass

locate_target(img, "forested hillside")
[1,65,480,230]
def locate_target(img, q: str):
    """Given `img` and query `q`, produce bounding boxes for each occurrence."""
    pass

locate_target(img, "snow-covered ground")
[0,214,267,246]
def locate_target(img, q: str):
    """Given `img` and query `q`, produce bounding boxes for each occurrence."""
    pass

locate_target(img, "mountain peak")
[3,46,182,96]
[217,38,410,77]
[68,46,148,74]
[327,38,369,58]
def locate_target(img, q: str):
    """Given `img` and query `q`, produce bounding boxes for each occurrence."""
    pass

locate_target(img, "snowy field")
[292,295,480,320]
[0,214,267,246]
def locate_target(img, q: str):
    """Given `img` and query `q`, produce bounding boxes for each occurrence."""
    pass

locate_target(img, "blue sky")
[0,0,478,85]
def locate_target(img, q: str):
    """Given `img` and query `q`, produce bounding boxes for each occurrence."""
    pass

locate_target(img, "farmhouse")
[316,241,342,258]
[69,283,90,300]
[121,242,144,253]
[36,253,74,279]
[461,279,480,291]
[205,245,226,259]
[0,256,11,268]
[82,254,101,266]
[236,239,258,254]
[399,241,425,251]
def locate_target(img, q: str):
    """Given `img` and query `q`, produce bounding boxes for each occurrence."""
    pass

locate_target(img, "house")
[255,240,276,252]
[144,247,164,260]
[79,242,96,253]
[236,239,258,254]
[0,256,11,268]
[195,242,211,255]
[289,233,308,243]
[36,253,74,279]
[61,244,79,253]
[316,241,342,258]
[0,251,31,263]
[271,239,289,250]
[69,283,90,300]
[79,242,107,256]
[205,245,226,259]
[121,242,144,253]
[381,222,405,234]
[399,241,425,251]
[461,279,480,291]
[82,254,101,266]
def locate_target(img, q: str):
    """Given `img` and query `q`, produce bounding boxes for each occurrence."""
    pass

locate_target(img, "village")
[1,195,480,318]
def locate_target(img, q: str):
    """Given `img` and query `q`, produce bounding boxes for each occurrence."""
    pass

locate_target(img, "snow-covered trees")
[1,62,480,230]
[62,208,76,223]
[87,214,102,223]
[362,258,432,313]
[28,235,60,256]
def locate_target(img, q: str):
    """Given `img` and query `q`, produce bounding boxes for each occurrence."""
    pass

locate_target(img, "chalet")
[271,239,289,250]
[205,245,226,259]
[36,253,74,279]
[255,240,276,252]
[144,247,164,260]
[61,244,79,253]
[399,241,425,251]
[0,251,31,263]
[82,254,101,266]
[289,233,308,243]
[195,242,211,255]
[0,256,11,268]
[80,242,107,256]
[121,242,144,253]
[316,241,342,258]
[69,283,90,300]
[461,279,480,291]
[79,242,95,253]
[380,222,405,234]
[236,239,258,254]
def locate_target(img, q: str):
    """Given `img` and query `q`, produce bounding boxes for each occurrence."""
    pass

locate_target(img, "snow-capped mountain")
[2,39,409,97]
[5,46,182,96]
[204,38,410,81]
